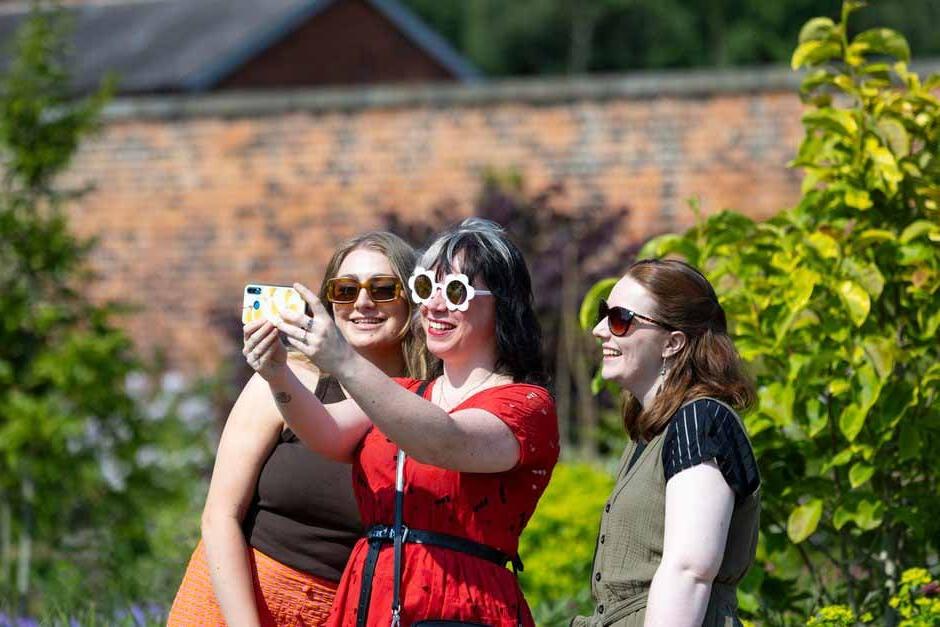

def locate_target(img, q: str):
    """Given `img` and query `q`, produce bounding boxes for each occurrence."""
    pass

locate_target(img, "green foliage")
[807,568,940,626]
[518,462,614,626]
[0,3,209,614]
[403,0,940,75]
[582,1,939,621]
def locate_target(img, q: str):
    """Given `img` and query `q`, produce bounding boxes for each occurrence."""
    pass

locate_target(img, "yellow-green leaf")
[839,403,867,441]
[806,232,840,258]
[803,109,858,138]
[842,258,885,299]
[758,382,795,427]
[852,28,911,63]
[857,229,896,244]
[867,141,903,192]
[899,220,938,244]
[800,69,835,94]
[788,499,823,543]
[856,500,885,531]
[863,337,896,378]
[799,17,835,43]
[833,505,853,530]
[579,278,618,331]
[792,40,841,70]
[833,499,883,531]
[856,363,883,411]
[829,379,850,396]
[838,280,870,326]
[806,398,827,438]
[877,118,910,157]
[845,187,873,209]
[826,447,855,471]
[849,462,874,488]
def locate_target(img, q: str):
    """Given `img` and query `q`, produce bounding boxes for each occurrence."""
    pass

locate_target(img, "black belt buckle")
[367,524,395,542]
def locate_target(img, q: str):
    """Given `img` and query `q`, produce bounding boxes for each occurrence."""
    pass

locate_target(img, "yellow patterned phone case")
[242,284,305,324]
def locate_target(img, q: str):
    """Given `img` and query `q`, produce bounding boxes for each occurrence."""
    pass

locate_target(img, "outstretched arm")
[268,284,522,473]
[242,320,371,463]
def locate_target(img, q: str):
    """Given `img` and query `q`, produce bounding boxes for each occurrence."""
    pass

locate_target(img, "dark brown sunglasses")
[325,276,403,304]
[597,298,676,336]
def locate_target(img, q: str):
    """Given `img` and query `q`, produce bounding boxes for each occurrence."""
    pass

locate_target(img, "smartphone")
[242,283,306,324]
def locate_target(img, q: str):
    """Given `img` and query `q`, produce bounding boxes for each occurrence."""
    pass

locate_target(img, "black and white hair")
[419,218,548,386]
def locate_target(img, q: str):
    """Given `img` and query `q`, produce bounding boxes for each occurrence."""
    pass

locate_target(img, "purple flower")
[130,604,146,625]
[145,603,166,620]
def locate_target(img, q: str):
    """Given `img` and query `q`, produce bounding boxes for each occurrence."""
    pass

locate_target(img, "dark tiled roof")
[0,0,481,94]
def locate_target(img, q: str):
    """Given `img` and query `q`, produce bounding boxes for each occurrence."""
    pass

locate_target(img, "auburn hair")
[621,258,755,442]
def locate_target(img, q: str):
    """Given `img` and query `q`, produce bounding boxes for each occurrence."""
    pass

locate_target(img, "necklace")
[437,370,499,411]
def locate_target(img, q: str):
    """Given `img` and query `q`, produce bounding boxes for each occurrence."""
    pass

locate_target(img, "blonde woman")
[169,232,429,626]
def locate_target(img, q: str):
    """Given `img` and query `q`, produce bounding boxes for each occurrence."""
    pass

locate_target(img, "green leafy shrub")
[806,568,939,626]
[580,1,938,622]
[519,462,614,625]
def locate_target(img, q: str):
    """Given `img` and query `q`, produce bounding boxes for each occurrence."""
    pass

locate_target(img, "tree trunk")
[573,324,598,458]
[17,476,33,610]
[568,0,598,74]
[705,0,728,66]
[555,296,572,448]
[1,498,10,588]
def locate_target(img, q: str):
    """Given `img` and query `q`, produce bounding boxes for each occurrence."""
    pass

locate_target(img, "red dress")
[326,379,559,627]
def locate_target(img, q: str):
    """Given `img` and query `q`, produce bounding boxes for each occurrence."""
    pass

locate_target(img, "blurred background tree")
[0,3,211,619]
[404,0,940,76]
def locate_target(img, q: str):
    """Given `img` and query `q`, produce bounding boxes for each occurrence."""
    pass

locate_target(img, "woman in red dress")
[242,218,558,626]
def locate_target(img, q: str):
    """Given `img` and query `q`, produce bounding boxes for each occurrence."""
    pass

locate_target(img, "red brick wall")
[64,73,805,374]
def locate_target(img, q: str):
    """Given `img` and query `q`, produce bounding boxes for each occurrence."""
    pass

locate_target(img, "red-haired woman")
[574,259,760,627]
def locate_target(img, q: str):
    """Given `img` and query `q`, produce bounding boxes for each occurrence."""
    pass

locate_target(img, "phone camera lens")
[247,286,261,295]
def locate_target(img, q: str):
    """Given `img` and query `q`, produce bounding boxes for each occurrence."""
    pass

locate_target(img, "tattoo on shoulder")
[275,392,292,404]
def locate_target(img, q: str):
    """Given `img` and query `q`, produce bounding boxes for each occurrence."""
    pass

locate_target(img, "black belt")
[355,524,523,627]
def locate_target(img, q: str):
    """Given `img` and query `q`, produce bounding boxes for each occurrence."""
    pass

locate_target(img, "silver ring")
[305,318,314,332]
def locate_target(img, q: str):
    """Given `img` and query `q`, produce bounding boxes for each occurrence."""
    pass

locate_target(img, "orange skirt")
[167,540,338,626]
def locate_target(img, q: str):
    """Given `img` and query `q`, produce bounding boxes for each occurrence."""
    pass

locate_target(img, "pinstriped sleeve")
[662,398,760,498]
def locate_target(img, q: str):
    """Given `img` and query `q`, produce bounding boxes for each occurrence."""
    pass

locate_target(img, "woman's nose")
[354,285,375,308]
[426,287,448,311]
[592,318,609,340]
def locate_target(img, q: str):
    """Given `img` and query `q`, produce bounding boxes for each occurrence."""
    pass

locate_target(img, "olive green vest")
[572,398,760,627]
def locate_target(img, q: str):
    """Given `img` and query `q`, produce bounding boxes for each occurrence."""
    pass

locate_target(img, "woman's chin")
[599,362,621,382]
[425,336,453,359]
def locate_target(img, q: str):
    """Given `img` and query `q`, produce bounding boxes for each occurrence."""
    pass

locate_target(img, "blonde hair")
[317,231,435,379]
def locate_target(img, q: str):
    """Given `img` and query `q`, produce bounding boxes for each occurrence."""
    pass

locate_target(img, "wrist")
[263,361,292,386]
[326,344,360,380]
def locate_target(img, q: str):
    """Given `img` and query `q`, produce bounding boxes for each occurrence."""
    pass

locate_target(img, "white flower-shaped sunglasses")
[407,266,492,312]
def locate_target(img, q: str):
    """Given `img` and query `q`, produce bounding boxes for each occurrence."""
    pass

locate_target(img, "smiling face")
[419,259,497,365]
[592,276,670,401]
[331,247,410,359]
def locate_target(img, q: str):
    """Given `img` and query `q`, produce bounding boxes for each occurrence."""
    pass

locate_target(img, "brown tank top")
[242,376,362,581]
